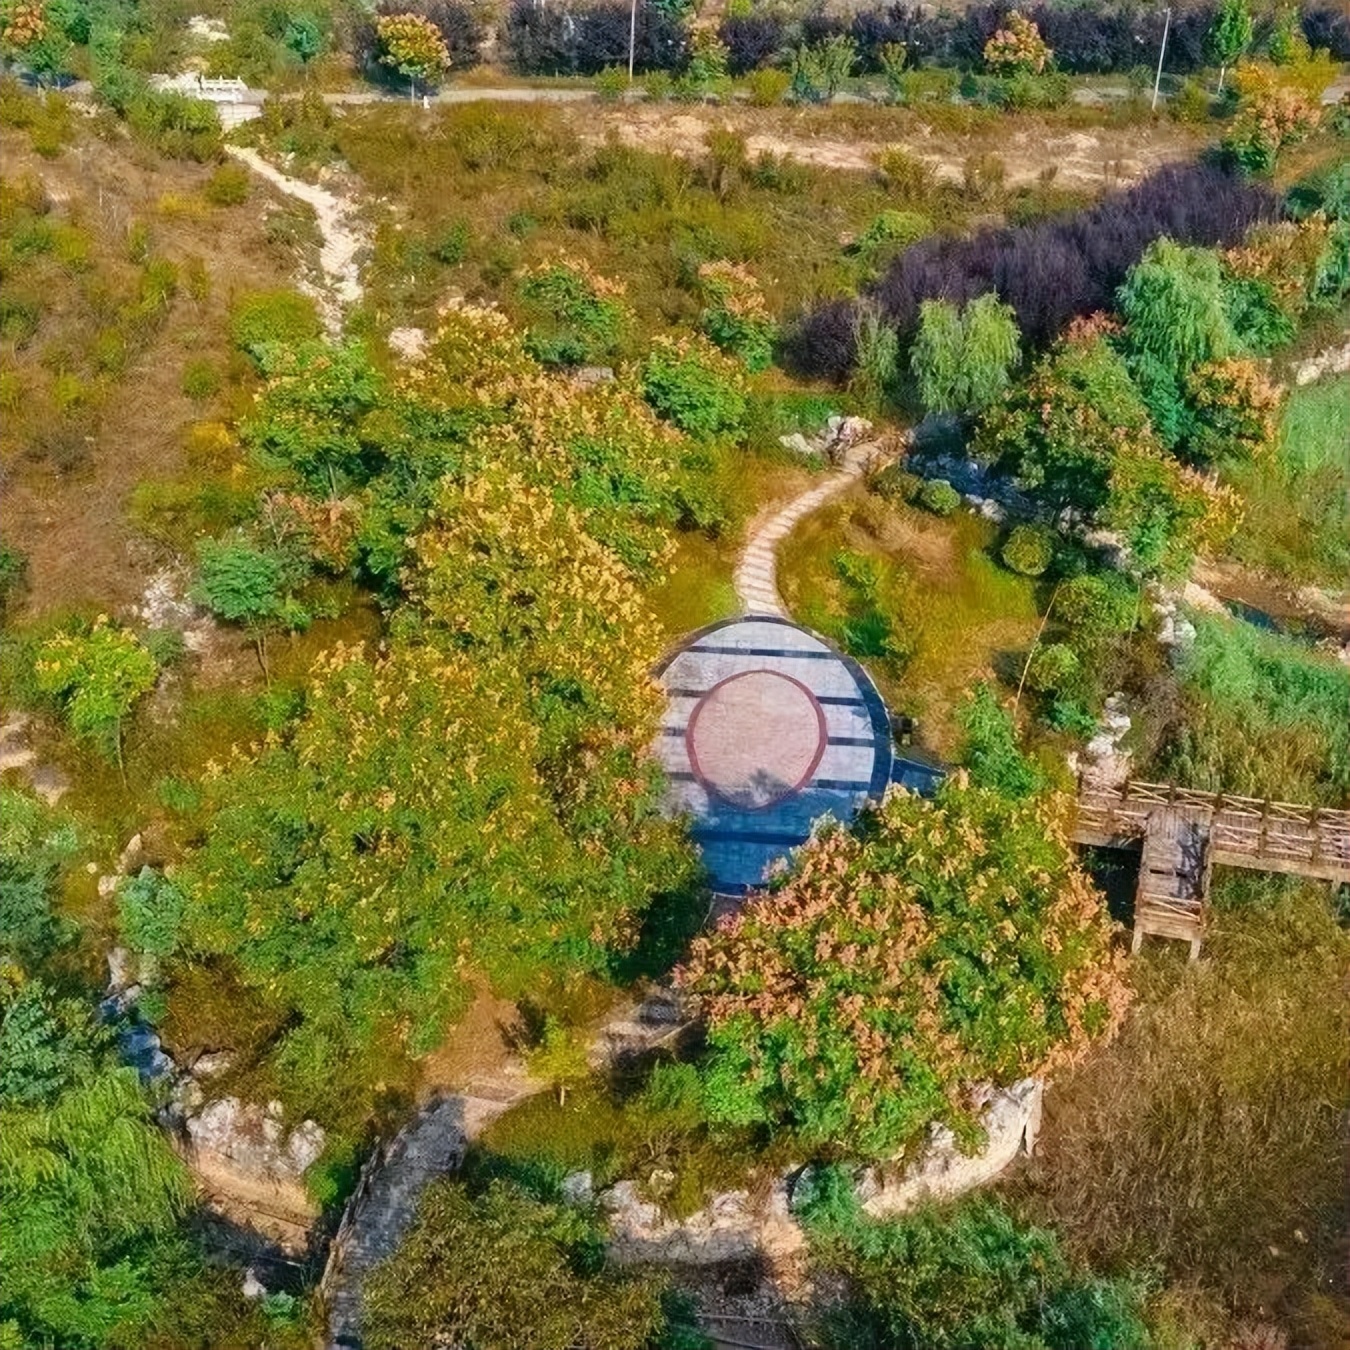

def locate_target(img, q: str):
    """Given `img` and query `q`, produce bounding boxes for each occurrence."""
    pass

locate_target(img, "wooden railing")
[1075,781,1350,876]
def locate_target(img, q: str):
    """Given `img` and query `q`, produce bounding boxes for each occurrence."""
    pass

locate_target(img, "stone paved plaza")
[655,617,894,893]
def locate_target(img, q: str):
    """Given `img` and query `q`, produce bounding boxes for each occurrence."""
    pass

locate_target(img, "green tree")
[526,1015,590,1106]
[283,14,324,66]
[789,34,857,102]
[1267,1,1310,64]
[911,293,1020,416]
[977,333,1156,516]
[242,338,383,495]
[34,619,158,770]
[363,1179,670,1350]
[680,777,1128,1157]
[1206,0,1253,91]
[910,299,965,414]
[1118,239,1236,383]
[376,12,450,94]
[192,535,309,681]
[851,301,900,410]
[178,639,696,1074]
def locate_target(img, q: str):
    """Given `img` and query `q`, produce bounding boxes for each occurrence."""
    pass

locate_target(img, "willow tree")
[911,292,1020,416]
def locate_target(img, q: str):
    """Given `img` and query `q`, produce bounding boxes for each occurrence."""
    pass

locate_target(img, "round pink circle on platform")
[687,670,827,810]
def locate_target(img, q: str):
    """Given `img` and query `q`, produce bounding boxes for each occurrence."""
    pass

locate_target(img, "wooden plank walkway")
[1072,781,1350,958]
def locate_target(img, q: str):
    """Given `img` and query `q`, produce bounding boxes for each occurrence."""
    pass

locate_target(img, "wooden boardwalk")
[1073,781,1350,958]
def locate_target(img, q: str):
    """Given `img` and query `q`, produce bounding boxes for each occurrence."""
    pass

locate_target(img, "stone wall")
[600,1078,1043,1265]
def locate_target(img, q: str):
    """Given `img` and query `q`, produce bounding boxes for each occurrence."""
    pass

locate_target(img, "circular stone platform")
[654,616,892,894]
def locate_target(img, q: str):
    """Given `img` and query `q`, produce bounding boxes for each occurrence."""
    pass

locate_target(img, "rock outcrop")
[600,1079,1043,1265]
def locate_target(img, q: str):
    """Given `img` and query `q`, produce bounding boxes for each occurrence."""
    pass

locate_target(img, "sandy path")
[225,146,366,331]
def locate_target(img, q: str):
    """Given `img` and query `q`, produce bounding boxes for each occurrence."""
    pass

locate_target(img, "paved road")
[322,86,595,106]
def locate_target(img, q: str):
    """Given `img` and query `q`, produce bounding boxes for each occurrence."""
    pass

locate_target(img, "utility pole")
[628,0,637,80]
[1151,6,1171,112]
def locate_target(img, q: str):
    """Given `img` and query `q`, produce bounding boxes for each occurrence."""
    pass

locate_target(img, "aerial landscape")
[0,0,1347,1345]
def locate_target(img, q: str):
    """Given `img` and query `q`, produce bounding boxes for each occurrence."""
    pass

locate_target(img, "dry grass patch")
[778,487,1040,753]
[0,120,305,618]
[1015,875,1350,1339]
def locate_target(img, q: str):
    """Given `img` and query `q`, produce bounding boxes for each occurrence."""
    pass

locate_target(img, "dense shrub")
[698,260,776,371]
[118,867,186,959]
[364,1179,671,1350]
[203,163,250,206]
[503,0,687,75]
[519,259,628,368]
[853,209,932,262]
[1220,60,1324,176]
[680,778,1128,1156]
[719,13,786,75]
[792,164,1276,377]
[745,66,790,106]
[977,329,1229,575]
[33,619,158,767]
[228,288,322,358]
[641,335,748,440]
[124,89,223,162]
[1001,523,1054,575]
[800,1185,1152,1350]
[956,682,1047,799]
[916,477,960,516]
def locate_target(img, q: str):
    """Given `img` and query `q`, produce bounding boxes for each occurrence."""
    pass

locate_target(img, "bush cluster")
[800,1184,1152,1350]
[718,3,1349,80]
[641,334,748,440]
[503,0,686,75]
[791,162,1277,377]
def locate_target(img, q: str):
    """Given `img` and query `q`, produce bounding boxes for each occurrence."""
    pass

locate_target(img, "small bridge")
[1073,781,1350,958]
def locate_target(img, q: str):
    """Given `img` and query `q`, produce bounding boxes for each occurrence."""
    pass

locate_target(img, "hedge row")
[503,1,1350,78]
[788,163,1278,377]
[502,0,687,75]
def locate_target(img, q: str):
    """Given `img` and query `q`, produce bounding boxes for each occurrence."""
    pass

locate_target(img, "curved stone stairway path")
[732,442,883,616]
[323,990,686,1349]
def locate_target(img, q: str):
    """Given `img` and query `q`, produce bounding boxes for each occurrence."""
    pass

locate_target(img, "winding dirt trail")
[225,145,366,332]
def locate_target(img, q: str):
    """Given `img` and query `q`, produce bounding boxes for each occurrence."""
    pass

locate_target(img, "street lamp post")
[628,0,637,81]
[1151,7,1171,112]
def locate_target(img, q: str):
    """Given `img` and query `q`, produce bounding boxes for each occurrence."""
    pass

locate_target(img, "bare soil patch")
[573,103,1206,189]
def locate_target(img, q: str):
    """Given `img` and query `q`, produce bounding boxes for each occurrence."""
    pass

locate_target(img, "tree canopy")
[180,639,697,1067]
[910,292,1020,416]
[363,1179,671,1350]
[680,777,1129,1157]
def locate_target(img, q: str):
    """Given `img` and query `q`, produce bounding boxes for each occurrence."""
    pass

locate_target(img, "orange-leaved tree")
[680,776,1130,1158]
